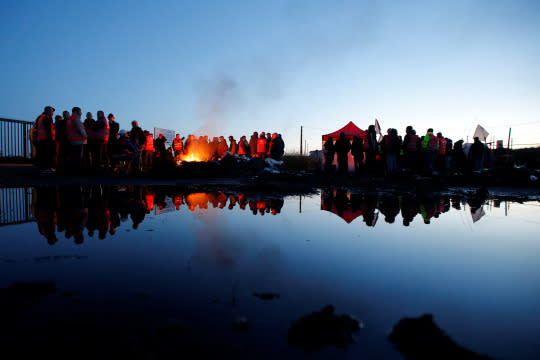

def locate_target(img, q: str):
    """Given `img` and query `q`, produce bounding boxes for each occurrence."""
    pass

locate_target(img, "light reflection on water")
[1,186,539,359]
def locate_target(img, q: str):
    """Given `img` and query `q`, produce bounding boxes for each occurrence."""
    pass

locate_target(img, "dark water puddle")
[1,185,540,359]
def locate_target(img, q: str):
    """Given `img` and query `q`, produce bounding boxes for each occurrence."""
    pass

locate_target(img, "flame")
[186,153,201,162]
[180,152,202,162]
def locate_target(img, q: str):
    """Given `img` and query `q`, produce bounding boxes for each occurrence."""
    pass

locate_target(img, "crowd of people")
[323,125,504,175]
[31,105,285,174]
[33,186,284,245]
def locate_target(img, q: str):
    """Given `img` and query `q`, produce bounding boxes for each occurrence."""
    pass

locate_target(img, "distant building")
[310,150,322,160]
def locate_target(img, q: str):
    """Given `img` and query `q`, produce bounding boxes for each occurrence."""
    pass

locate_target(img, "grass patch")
[282,154,321,172]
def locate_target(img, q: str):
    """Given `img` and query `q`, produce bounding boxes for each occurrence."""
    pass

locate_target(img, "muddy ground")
[1,164,539,201]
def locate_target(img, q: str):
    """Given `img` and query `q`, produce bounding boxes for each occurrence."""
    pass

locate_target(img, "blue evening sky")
[1,0,539,151]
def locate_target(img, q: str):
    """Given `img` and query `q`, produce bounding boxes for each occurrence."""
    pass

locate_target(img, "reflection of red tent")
[322,121,367,173]
[320,192,363,224]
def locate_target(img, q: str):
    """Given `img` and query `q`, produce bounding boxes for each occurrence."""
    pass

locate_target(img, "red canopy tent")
[322,121,366,172]
[322,121,366,141]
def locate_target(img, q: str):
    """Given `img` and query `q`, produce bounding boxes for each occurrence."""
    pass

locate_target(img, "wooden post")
[300,126,303,155]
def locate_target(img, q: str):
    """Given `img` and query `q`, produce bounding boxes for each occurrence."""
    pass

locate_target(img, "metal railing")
[0,118,34,159]
[0,187,33,226]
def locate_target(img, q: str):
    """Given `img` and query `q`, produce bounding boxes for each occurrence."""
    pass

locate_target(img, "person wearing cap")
[35,106,56,173]
[66,107,87,172]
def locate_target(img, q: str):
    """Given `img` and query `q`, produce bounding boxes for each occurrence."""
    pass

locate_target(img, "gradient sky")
[1,0,539,151]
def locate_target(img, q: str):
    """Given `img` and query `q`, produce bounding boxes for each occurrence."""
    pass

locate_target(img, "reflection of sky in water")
[1,189,540,359]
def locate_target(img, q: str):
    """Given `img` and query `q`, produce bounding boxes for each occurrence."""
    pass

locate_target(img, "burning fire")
[183,153,202,162]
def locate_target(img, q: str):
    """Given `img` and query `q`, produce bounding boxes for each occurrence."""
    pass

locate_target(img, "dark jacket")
[334,137,351,157]
[351,137,363,157]
[323,140,335,158]
[55,118,68,143]
[249,134,258,155]
[130,126,145,147]
[270,136,284,160]
[109,121,119,141]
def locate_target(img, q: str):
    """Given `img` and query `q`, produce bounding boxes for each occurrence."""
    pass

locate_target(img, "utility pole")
[507,127,511,150]
[300,126,303,155]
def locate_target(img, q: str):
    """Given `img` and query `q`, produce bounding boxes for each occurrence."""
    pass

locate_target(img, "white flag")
[374,119,381,136]
[473,125,489,141]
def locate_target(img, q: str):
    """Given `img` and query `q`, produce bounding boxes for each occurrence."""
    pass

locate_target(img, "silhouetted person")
[107,113,119,162]
[334,132,351,174]
[470,137,484,171]
[130,121,145,147]
[351,136,364,174]
[436,132,450,175]
[323,136,335,173]
[154,134,167,158]
[266,132,272,156]
[228,136,237,155]
[453,140,466,174]
[238,135,250,156]
[269,133,284,160]
[217,136,228,158]
[403,126,420,171]
[172,134,183,159]
[91,110,109,170]
[66,107,87,173]
[83,112,96,169]
[257,132,267,159]
[422,128,438,174]
[249,132,258,157]
[35,106,56,173]
[142,130,155,170]
[381,128,401,174]
[365,125,378,173]
[55,112,69,171]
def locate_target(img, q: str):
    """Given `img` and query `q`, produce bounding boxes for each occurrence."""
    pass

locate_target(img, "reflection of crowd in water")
[321,189,488,226]
[32,186,284,245]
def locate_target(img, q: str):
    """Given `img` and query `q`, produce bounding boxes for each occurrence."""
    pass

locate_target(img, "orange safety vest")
[257,138,266,153]
[37,114,55,141]
[406,134,419,152]
[94,118,109,142]
[144,134,155,151]
[438,137,447,155]
[66,115,85,142]
[238,141,246,155]
[173,138,183,151]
